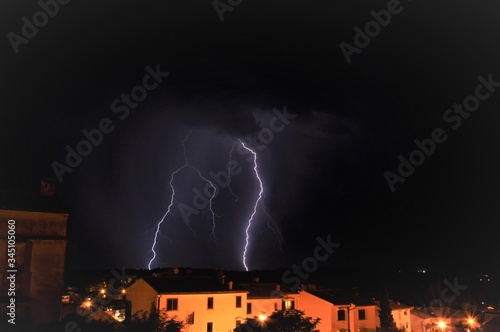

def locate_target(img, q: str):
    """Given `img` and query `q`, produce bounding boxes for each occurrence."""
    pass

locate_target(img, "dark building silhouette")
[0,178,68,327]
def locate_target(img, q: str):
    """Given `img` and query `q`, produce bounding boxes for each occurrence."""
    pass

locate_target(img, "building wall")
[392,308,412,331]
[297,291,334,332]
[410,315,432,332]
[158,291,248,332]
[352,305,377,332]
[247,293,301,318]
[125,279,158,318]
[298,291,378,332]
[247,298,282,318]
[0,209,68,327]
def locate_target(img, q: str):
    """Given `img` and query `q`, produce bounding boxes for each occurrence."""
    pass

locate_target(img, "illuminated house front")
[374,299,413,331]
[125,276,249,331]
[237,282,300,321]
[298,289,378,332]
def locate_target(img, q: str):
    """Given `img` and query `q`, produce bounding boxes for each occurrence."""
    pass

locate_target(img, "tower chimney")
[228,281,233,290]
[40,178,56,197]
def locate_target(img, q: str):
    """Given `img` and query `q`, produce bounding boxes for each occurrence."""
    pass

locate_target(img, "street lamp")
[467,317,476,331]
[437,320,446,330]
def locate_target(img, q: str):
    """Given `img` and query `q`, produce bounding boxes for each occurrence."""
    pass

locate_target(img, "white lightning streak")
[148,161,188,270]
[148,130,218,269]
[238,139,263,271]
[188,166,217,244]
[260,201,285,253]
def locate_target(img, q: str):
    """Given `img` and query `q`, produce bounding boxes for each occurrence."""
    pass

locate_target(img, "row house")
[125,276,248,332]
[237,282,300,320]
[374,299,413,331]
[297,289,378,332]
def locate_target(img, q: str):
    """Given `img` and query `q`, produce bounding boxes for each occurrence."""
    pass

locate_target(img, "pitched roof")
[306,289,375,306]
[373,299,413,310]
[139,276,247,294]
[483,314,500,332]
[237,283,299,299]
[0,190,67,213]
[410,308,434,319]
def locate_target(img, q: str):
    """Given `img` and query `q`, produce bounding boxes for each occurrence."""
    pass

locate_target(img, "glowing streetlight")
[82,300,92,309]
[258,314,268,322]
[437,321,446,330]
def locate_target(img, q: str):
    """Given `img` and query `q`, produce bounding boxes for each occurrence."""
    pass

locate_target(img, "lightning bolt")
[238,139,264,272]
[260,201,285,253]
[148,159,188,270]
[188,166,217,245]
[147,131,217,270]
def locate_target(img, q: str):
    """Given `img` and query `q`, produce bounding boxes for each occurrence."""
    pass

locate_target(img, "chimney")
[40,178,56,197]
[276,284,281,292]
[228,281,233,290]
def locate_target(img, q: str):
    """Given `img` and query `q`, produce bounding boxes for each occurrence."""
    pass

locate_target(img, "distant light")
[121,289,126,294]
[258,314,268,322]
[438,321,446,329]
[468,318,475,325]
[82,300,92,309]
[100,289,106,294]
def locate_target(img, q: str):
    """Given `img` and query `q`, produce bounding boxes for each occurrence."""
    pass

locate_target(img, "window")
[338,309,346,321]
[274,303,278,311]
[282,299,295,310]
[208,297,214,309]
[358,309,366,320]
[404,310,407,315]
[207,322,213,332]
[167,298,178,311]
[247,303,252,314]
[236,296,242,308]
[186,312,194,324]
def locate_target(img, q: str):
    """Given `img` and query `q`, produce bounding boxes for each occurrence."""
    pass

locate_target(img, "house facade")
[237,283,300,320]
[374,299,413,331]
[298,289,378,332]
[125,277,249,332]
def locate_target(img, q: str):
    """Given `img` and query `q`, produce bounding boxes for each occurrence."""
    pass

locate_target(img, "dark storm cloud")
[2,0,500,274]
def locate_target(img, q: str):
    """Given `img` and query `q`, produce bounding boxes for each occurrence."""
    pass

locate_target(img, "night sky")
[1,0,499,274]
